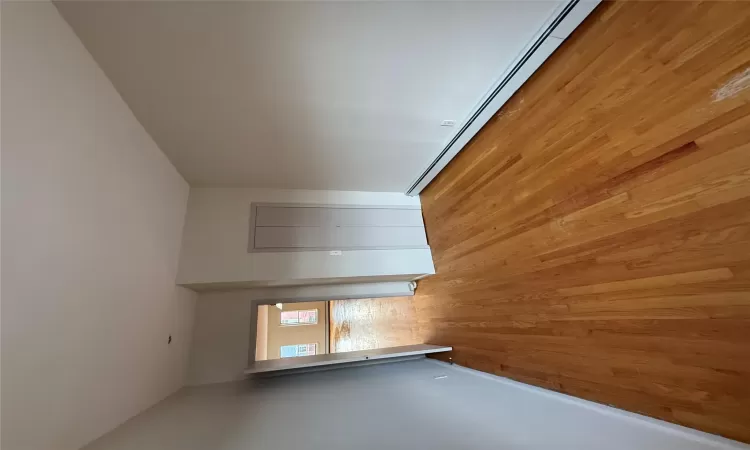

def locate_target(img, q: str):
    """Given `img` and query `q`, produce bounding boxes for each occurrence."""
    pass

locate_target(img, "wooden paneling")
[329,297,420,353]
[414,1,750,442]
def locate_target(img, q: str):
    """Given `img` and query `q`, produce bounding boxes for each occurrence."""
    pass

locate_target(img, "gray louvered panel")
[255,206,423,227]
[253,226,427,250]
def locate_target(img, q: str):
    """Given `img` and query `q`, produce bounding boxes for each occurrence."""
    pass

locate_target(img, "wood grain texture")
[329,297,420,353]
[414,1,750,442]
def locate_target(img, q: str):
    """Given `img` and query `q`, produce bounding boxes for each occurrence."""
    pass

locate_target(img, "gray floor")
[83,359,744,450]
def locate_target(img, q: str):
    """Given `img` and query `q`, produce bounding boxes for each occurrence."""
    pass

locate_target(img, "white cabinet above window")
[249,204,428,252]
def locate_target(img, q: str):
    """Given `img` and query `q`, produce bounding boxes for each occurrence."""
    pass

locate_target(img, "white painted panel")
[255,205,424,227]
[177,188,435,287]
[254,226,427,250]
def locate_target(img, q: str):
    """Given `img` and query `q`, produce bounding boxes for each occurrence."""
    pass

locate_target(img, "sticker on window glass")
[280,311,299,325]
[298,310,317,324]
[280,343,317,358]
[280,310,317,325]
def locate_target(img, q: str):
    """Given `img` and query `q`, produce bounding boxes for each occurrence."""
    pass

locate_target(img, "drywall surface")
[265,301,327,359]
[84,359,747,450]
[1,3,197,449]
[176,187,434,287]
[187,282,413,386]
[54,1,563,192]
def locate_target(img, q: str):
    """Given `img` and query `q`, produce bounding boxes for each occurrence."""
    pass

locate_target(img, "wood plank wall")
[414,1,750,442]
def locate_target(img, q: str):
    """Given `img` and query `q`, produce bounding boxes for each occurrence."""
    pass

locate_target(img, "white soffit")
[55,1,566,192]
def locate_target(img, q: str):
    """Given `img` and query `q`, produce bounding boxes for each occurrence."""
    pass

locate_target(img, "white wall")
[54,1,564,193]
[83,359,747,450]
[177,188,435,287]
[188,282,414,386]
[1,3,197,449]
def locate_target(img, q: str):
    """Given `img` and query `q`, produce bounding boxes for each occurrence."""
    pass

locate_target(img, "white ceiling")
[56,1,561,192]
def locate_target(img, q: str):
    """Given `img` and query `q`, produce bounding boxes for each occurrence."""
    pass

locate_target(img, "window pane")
[298,310,318,324]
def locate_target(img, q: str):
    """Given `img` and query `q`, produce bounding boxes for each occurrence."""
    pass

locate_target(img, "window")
[280,343,317,358]
[280,309,318,325]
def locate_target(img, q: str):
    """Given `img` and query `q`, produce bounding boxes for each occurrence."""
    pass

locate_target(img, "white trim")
[551,0,600,40]
[406,0,601,195]
[426,359,749,450]
[245,344,452,374]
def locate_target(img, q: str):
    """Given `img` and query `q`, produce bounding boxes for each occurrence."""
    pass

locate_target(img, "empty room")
[2,1,750,449]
